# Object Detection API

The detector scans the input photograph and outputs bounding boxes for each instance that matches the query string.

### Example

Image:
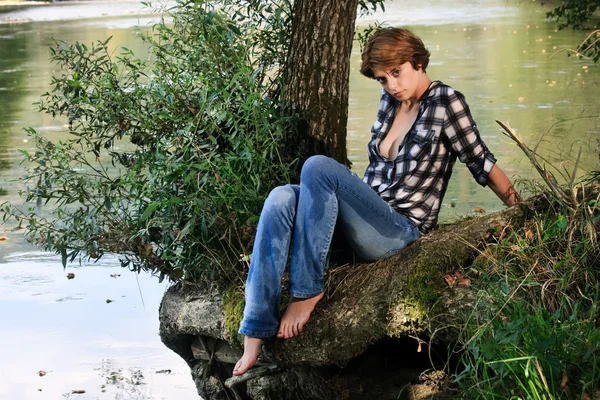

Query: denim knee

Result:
[301,155,338,183]
[263,185,298,217]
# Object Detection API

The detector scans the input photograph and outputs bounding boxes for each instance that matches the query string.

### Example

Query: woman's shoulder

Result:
[427,81,467,107]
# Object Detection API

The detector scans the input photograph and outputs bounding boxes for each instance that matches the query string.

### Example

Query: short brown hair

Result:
[360,28,430,78]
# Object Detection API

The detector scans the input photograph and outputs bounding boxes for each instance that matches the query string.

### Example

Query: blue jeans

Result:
[238,155,421,338]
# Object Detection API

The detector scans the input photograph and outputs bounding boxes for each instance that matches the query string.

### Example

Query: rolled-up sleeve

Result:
[443,90,496,186]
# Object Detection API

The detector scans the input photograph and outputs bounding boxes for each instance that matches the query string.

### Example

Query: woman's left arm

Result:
[487,164,521,207]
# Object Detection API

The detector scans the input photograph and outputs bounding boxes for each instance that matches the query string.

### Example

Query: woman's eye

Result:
[392,69,400,76]
[377,78,386,84]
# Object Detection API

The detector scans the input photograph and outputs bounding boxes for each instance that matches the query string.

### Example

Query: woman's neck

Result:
[406,73,432,106]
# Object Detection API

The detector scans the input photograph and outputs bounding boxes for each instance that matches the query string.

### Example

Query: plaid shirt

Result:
[363,81,497,234]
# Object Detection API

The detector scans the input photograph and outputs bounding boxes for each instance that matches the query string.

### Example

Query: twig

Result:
[496,120,576,210]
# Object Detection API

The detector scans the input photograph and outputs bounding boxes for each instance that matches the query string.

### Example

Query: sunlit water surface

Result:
[0,251,198,400]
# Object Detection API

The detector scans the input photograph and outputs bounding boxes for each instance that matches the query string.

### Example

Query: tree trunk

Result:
[283,0,358,165]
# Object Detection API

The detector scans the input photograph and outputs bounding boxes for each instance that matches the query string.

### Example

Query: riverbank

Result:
[0,0,46,7]
[0,0,132,6]
[0,0,157,24]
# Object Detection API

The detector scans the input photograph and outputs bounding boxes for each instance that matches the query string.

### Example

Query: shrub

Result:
[2,0,301,283]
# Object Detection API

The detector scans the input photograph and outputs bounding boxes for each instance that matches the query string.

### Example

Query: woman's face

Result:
[372,61,423,102]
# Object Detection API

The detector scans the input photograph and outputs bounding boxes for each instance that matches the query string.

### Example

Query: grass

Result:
[446,121,600,399]
[449,204,600,398]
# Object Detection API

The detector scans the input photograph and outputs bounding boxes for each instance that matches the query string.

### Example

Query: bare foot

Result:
[233,336,262,376]
[277,292,324,339]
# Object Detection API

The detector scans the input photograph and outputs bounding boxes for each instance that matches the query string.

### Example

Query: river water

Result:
[0,0,598,399]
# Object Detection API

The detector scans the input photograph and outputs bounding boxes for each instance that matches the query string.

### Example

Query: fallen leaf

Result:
[525,229,535,241]
[445,271,472,289]
[66,273,75,280]
[110,274,120,278]
[458,278,471,287]
[106,299,113,304]
[561,371,569,388]
[492,224,508,239]
[71,390,86,394]
[581,394,591,400]
[472,206,487,214]
[38,370,46,377]
[518,97,525,102]
[444,274,457,288]
[0,236,7,241]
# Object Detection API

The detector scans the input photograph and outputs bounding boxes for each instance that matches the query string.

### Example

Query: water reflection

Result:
[0,251,199,399]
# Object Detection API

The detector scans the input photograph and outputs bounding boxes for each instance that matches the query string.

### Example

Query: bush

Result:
[547,0,600,62]
[2,0,301,283]
[547,0,600,31]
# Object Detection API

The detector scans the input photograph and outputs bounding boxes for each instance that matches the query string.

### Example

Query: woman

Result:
[233,27,520,376]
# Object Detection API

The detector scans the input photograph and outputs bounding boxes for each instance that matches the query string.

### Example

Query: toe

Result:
[292,322,299,337]
[280,322,288,338]
[233,359,243,376]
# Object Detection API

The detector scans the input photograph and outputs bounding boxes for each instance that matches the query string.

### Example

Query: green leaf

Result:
[104,196,112,211]
[61,248,67,268]
[140,202,160,222]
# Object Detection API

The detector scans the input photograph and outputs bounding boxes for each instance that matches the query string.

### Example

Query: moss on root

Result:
[387,225,489,336]
[223,285,245,348]
[386,299,426,337]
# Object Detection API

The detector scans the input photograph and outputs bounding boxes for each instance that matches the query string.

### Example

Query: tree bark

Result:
[283,0,358,165]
